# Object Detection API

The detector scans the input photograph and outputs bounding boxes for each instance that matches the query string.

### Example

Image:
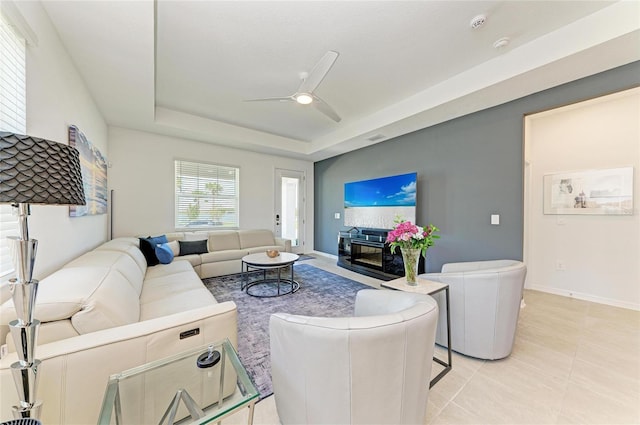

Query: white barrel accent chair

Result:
[421,259,527,360]
[269,289,439,425]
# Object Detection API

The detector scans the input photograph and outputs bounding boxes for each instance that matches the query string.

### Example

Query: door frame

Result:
[274,168,306,254]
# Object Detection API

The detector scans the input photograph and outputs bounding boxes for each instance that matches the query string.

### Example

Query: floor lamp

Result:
[0,132,85,420]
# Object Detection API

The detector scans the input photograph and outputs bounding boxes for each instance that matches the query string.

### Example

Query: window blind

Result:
[0,14,26,280]
[175,160,240,229]
[0,14,26,133]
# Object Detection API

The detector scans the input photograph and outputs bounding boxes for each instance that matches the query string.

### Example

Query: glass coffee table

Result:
[98,339,258,425]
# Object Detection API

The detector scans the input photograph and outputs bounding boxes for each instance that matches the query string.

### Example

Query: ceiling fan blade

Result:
[312,95,341,122]
[298,50,339,94]
[244,96,294,102]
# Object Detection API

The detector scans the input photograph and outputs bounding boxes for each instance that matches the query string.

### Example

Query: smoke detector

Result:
[470,14,487,29]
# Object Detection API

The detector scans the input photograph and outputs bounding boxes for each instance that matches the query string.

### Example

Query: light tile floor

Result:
[225,255,640,424]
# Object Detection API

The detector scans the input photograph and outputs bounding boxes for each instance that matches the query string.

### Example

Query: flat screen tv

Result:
[344,172,417,230]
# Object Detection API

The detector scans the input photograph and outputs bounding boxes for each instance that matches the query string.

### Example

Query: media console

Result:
[337,229,424,281]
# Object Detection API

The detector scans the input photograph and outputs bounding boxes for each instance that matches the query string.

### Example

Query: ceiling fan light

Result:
[295,93,313,105]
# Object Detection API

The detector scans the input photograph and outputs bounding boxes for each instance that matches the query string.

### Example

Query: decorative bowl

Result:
[266,249,280,258]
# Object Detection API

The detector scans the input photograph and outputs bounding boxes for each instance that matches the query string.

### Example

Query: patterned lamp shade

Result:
[0,132,86,205]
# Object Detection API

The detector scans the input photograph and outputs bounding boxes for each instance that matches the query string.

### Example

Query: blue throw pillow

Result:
[147,234,168,246]
[155,243,174,264]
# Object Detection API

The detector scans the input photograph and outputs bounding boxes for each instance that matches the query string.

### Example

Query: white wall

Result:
[108,127,315,250]
[13,1,108,279]
[525,87,640,310]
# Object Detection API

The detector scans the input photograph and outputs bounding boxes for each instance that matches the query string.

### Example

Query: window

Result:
[0,14,26,280]
[0,14,26,133]
[175,160,239,229]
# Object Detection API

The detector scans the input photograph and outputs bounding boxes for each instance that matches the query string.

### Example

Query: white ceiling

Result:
[41,1,640,161]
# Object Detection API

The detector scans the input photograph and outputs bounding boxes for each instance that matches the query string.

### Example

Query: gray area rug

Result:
[203,263,373,399]
[295,253,315,261]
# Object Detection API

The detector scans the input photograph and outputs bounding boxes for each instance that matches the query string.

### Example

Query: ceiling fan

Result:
[245,50,341,122]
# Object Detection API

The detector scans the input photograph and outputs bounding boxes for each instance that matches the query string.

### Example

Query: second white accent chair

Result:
[421,259,527,360]
[269,289,439,425]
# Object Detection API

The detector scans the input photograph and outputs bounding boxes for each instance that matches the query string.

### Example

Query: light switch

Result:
[491,214,500,225]
[334,212,341,219]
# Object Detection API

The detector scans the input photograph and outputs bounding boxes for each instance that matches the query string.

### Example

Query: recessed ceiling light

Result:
[470,14,487,29]
[367,134,386,142]
[493,37,510,49]
[295,93,313,105]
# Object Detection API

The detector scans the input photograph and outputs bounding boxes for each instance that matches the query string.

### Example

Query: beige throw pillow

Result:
[167,240,180,256]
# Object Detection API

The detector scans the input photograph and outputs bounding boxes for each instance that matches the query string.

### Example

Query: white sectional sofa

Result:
[0,236,241,424]
[163,229,291,278]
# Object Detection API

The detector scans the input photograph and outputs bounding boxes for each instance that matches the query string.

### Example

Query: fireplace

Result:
[351,240,384,270]
[337,230,423,280]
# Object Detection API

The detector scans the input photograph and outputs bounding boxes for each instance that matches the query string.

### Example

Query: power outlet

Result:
[556,261,566,271]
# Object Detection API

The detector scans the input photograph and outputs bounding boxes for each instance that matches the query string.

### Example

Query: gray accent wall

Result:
[314,61,640,273]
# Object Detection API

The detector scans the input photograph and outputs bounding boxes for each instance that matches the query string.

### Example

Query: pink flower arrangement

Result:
[386,219,440,256]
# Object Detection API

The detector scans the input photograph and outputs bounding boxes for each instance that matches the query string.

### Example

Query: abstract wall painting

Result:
[543,167,633,215]
[69,125,108,216]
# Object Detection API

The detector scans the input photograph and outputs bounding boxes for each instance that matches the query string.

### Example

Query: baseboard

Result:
[526,284,639,311]
[310,250,338,260]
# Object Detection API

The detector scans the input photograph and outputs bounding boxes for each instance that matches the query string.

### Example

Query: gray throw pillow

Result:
[178,240,208,256]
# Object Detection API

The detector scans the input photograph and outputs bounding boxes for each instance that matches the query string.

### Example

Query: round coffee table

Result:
[241,252,300,297]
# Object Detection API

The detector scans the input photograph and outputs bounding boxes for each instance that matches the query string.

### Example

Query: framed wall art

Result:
[543,167,633,215]
[69,125,108,216]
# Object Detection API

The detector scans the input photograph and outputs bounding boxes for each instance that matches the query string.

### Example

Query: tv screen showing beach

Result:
[344,172,417,229]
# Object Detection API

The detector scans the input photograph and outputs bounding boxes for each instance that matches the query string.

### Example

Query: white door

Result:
[275,169,304,254]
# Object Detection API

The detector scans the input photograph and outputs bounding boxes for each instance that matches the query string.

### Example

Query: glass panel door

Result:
[275,169,304,253]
